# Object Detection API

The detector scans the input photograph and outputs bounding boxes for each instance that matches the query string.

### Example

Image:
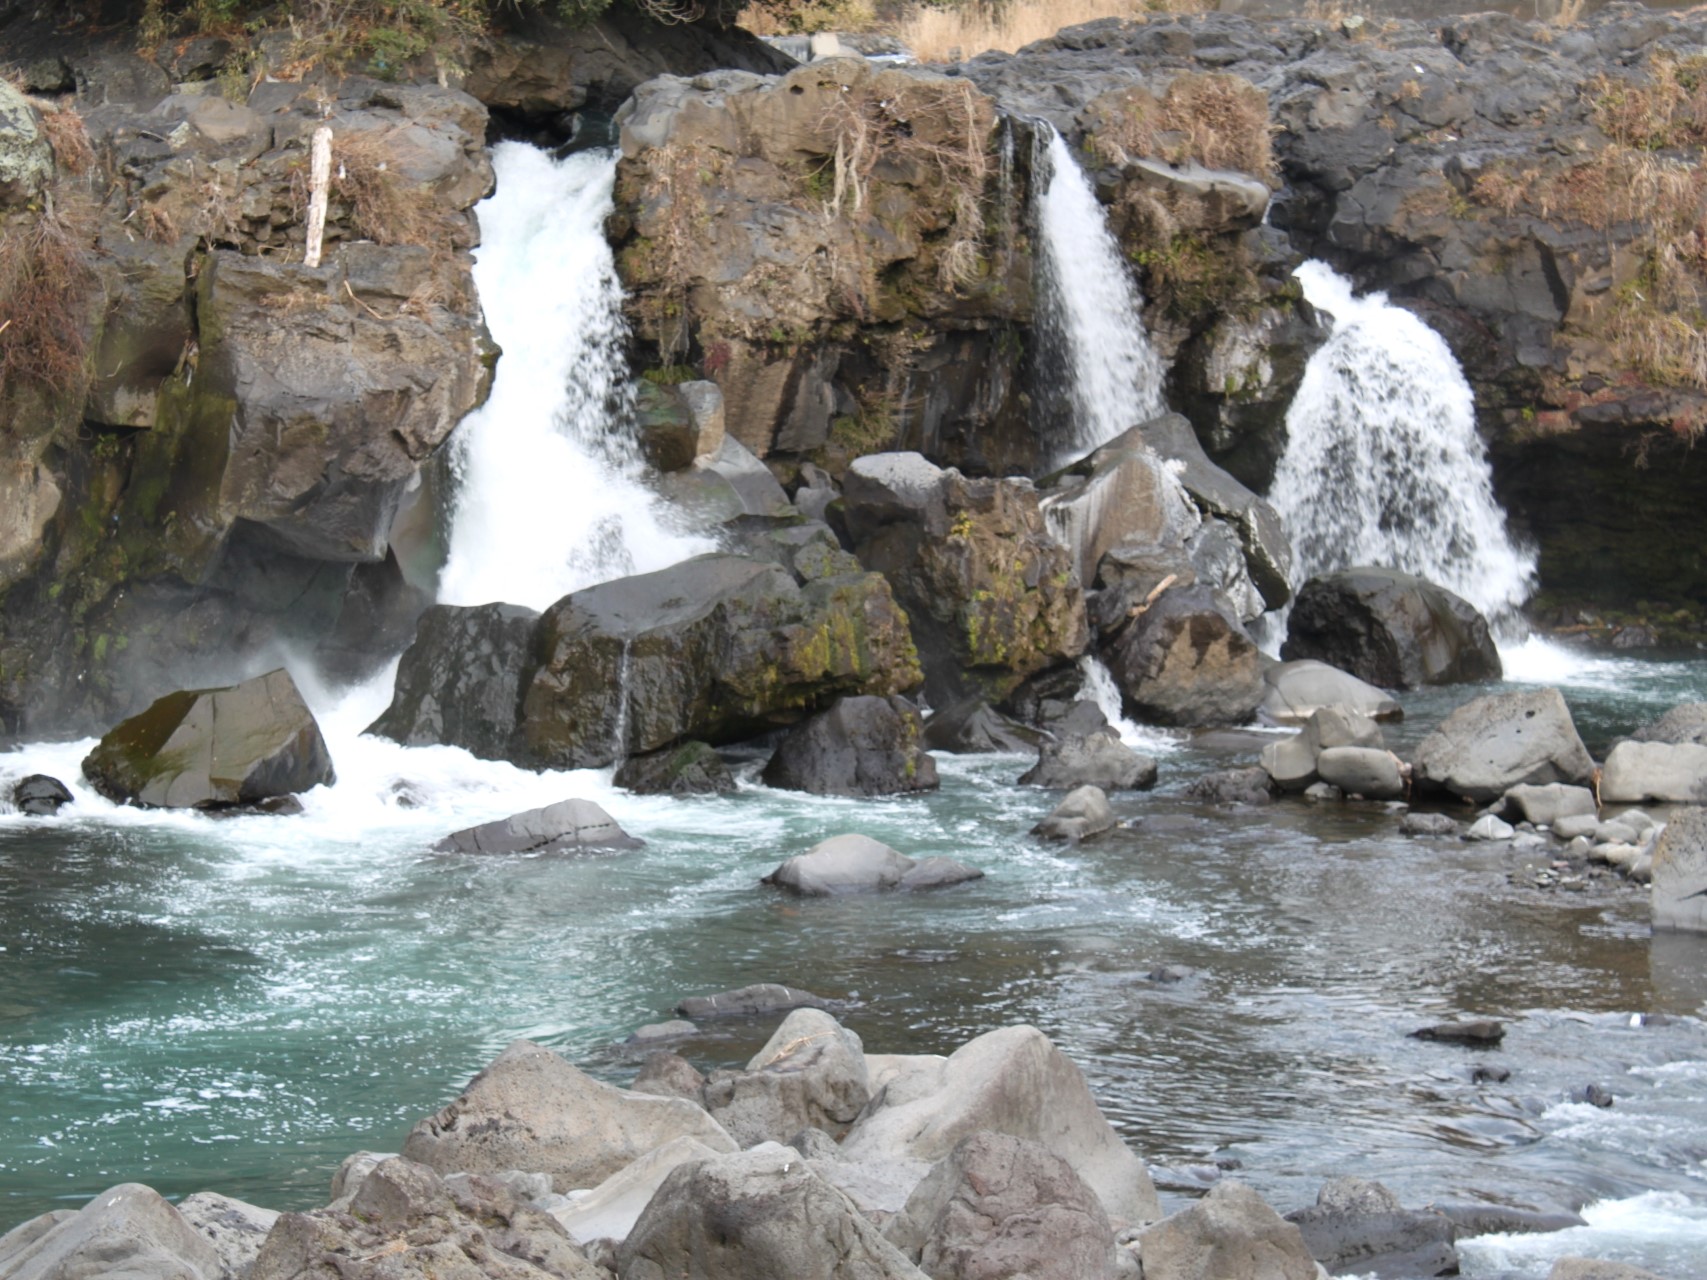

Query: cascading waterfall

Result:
[1268,260,1536,628]
[436,142,711,613]
[1032,125,1166,459]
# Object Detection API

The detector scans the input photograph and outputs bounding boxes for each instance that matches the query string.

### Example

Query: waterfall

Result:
[436,143,712,613]
[1032,126,1166,459]
[1268,261,1535,626]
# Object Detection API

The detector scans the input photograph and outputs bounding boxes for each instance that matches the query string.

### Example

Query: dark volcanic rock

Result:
[1411,1019,1505,1046]
[1018,700,1158,791]
[1286,1177,1458,1279]
[761,695,939,796]
[1106,583,1267,726]
[11,773,72,816]
[614,740,736,796]
[367,603,539,760]
[433,798,642,855]
[520,553,920,769]
[1185,766,1276,806]
[1283,568,1501,690]
[81,669,334,809]
[923,698,1044,754]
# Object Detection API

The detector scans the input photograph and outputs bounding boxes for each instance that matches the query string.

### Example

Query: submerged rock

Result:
[10,773,72,816]
[1283,568,1501,690]
[81,669,334,809]
[614,740,736,796]
[761,695,939,796]
[1412,688,1595,803]
[763,833,983,895]
[433,798,643,855]
[1411,1019,1505,1046]
[923,698,1044,754]
[1185,766,1276,806]
[1285,1177,1457,1279]
[674,983,833,1020]
[401,1039,736,1192]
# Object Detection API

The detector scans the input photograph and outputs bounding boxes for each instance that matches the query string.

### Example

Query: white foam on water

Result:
[436,143,712,612]
[1034,126,1166,458]
[1270,261,1536,630]
[1458,1190,1707,1278]
[1079,655,1186,756]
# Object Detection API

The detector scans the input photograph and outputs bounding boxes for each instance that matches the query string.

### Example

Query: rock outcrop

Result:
[81,668,333,809]
[1282,568,1501,689]
[367,604,539,760]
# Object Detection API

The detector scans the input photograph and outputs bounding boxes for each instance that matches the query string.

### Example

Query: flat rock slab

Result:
[764,832,983,895]
[434,798,642,855]
[675,983,833,1020]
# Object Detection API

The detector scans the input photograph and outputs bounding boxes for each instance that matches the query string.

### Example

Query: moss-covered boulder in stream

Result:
[519,553,921,770]
[81,668,334,809]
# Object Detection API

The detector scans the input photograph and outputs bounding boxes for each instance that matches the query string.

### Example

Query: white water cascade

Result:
[436,143,712,612]
[1268,260,1536,626]
[1033,127,1166,459]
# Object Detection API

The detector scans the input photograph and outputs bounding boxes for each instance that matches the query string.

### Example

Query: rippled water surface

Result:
[3,649,1706,1278]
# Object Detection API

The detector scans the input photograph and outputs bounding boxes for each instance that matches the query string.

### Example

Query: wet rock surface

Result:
[1283,569,1501,690]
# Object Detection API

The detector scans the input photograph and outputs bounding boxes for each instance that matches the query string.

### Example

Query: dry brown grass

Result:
[1087,73,1275,181]
[896,0,1161,62]
[30,99,96,175]
[1589,53,1707,151]
[0,190,101,400]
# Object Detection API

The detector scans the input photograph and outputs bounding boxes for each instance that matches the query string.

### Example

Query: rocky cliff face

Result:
[958,4,1707,612]
[0,7,792,744]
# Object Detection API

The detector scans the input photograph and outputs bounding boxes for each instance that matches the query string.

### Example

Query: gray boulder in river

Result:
[1136,1180,1318,1280]
[1283,568,1501,690]
[1599,741,1707,805]
[81,668,334,810]
[1259,659,1402,725]
[1104,583,1268,727]
[761,694,939,797]
[1651,807,1707,934]
[1411,687,1595,803]
[434,798,643,855]
[763,833,983,896]
[1019,700,1158,791]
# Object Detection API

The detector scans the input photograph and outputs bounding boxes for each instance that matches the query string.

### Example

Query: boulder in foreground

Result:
[1032,784,1118,842]
[434,798,642,855]
[764,833,983,895]
[618,1144,928,1280]
[1136,1180,1318,1280]
[1411,687,1594,802]
[401,1039,735,1192]
[841,1024,1159,1229]
[885,1131,1118,1280]
[1600,740,1707,805]
[0,1183,221,1280]
[1282,567,1501,689]
[82,668,334,809]
[703,1007,871,1146]
[1651,807,1707,934]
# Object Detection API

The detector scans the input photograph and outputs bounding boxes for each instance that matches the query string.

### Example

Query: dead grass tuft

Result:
[1088,73,1275,183]
[329,129,445,247]
[30,99,96,175]
[0,188,101,400]
[1589,53,1707,151]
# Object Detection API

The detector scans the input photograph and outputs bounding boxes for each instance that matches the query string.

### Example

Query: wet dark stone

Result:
[1410,1020,1505,1046]
[11,773,72,816]
[674,983,833,1021]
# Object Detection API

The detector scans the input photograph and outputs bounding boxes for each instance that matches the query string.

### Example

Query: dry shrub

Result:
[0,190,101,400]
[818,78,993,289]
[1588,53,1707,151]
[1089,73,1274,183]
[30,99,96,175]
[323,129,444,247]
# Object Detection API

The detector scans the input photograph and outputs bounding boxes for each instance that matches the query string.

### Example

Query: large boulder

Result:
[1632,703,1707,747]
[433,799,643,855]
[400,1040,736,1192]
[1130,412,1294,611]
[923,698,1044,754]
[703,1008,871,1146]
[174,1192,280,1280]
[614,740,736,796]
[1019,700,1158,790]
[1282,568,1501,689]
[884,1131,1118,1280]
[1316,746,1406,800]
[1411,688,1595,803]
[761,695,939,796]
[81,668,334,809]
[1031,784,1118,842]
[1600,741,1707,805]
[617,1144,930,1280]
[0,1184,221,1280]
[251,1158,601,1280]
[840,1025,1160,1230]
[1651,807,1707,933]
[840,454,1088,707]
[1039,427,1204,587]
[1135,1181,1317,1280]
[1104,583,1266,727]
[366,603,539,760]
[763,833,984,896]
[1258,659,1402,725]
[675,983,834,1020]
[1503,783,1598,826]
[520,553,920,769]
[1284,1177,1458,1278]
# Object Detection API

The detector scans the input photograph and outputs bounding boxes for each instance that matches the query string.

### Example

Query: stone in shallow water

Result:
[1411,687,1594,803]
[434,798,643,855]
[81,668,334,809]
[1032,784,1118,842]
[1410,1019,1505,1046]
[674,983,833,1020]
[763,833,982,895]
[10,773,72,816]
